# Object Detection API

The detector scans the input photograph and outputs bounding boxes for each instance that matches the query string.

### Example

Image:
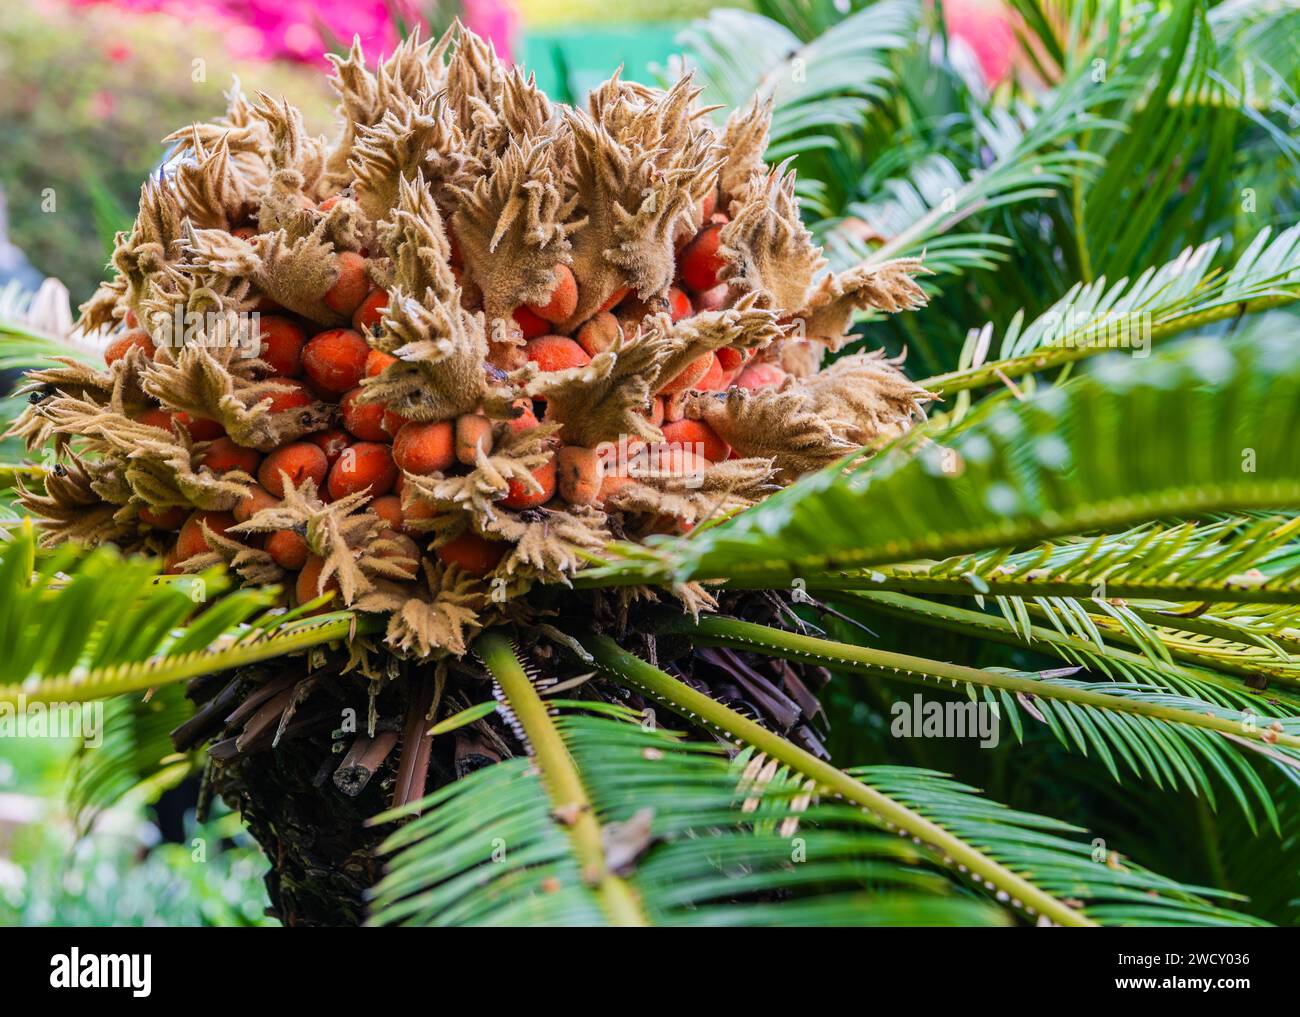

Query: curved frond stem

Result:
[788,574,1300,605]
[473,630,648,928]
[577,568,1300,603]
[1015,600,1300,687]
[667,615,1300,749]
[922,293,1293,395]
[0,610,376,706]
[923,225,1300,396]
[687,515,1300,608]
[578,632,1096,927]
[634,334,1300,587]
[587,486,1300,593]
[854,591,1300,699]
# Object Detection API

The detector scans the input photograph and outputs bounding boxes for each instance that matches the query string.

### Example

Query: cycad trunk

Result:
[211,722,388,927]
[183,663,451,926]
[182,594,828,926]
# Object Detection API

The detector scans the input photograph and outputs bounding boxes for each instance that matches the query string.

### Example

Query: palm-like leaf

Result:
[1075,1,1220,277]
[0,278,94,371]
[927,226,1300,395]
[676,0,918,159]
[371,718,1008,927]
[830,72,1122,278]
[840,516,1300,603]
[667,611,1300,824]
[370,636,1262,927]
[0,525,371,706]
[607,332,1300,587]
[66,684,194,831]
[855,590,1292,705]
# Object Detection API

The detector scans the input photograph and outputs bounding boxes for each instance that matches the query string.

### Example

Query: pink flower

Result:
[65,0,517,65]
[461,0,519,61]
[282,21,321,60]
[943,0,1019,86]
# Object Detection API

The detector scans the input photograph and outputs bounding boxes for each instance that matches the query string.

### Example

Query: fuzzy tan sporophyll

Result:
[9,25,931,660]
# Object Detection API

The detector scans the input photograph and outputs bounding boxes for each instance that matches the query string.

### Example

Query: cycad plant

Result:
[3,1,1300,927]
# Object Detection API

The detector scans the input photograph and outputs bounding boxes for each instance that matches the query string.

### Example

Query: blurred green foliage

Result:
[0,3,333,305]
[0,729,73,798]
[0,806,273,927]
[523,24,684,103]
[0,717,269,926]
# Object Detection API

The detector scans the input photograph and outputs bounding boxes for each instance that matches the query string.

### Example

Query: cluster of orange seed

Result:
[12,25,932,657]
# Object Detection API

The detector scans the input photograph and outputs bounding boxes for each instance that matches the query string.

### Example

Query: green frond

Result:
[577,632,1266,926]
[1208,0,1300,84]
[591,333,1300,588]
[66,684,195,832]
[702,515,1300,696]
[1,608,370,706]
[1129,604,1299,661]
[925,225,1300,395]
[369,753,609,926]
[850,765,1264,927]
[0,526,371,706]
[1014,596,1300,690]
[675,610,1300,828]
[677,609,1300,733]
[1205,602,1300,656]
[1009,3,1263,279]
[852,588,1300,705]
[369,705,1006,927]
[1206,771,1300,924]
[812,516,1300,604]
[472,630,647,926]
[678,0,918,158]
[1077,1,1220,277]
[0,277,94,372]
[824,153,1012,277]
[579,632,1092,924]
[370,701,1258,927]
[831,69,1122,277]
[0,278,98,462]
[749,0,876,43]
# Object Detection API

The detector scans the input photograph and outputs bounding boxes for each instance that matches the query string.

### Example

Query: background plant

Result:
[0,2,333,304]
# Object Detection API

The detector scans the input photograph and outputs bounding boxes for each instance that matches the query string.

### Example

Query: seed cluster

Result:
[11,25,933,658]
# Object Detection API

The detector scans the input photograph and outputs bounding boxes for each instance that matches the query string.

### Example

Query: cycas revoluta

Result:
[4,3,1300,928]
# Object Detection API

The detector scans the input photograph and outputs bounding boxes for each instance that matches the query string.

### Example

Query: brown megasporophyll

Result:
[11,24,931,656]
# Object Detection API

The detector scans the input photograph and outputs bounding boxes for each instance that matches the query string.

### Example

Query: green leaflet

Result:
[0,527,369,705]
[628,334,1300,587]
[372,701,1253,927]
